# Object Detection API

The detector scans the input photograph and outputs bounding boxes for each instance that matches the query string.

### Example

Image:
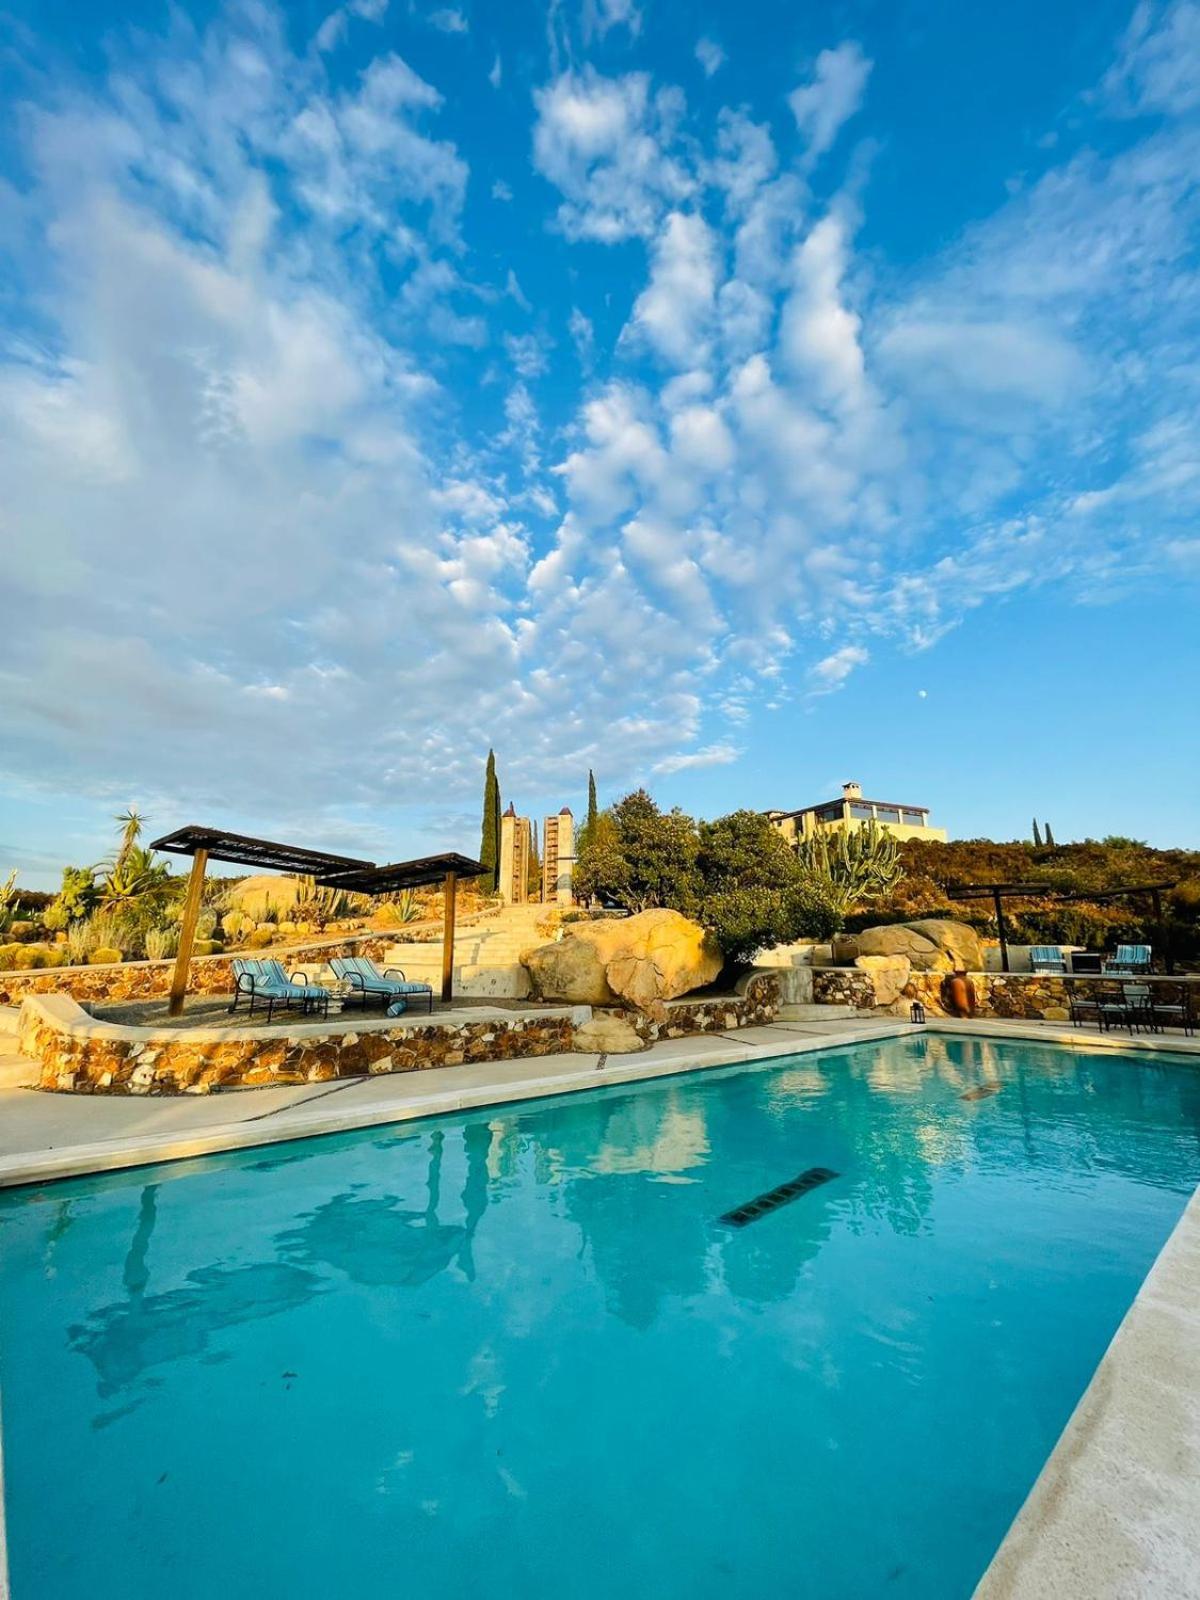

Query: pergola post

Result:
[168,848,209,1017]
[993,888,1011,973]
[441,871,457,1004]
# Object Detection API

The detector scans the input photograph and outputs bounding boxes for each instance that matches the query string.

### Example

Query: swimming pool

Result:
[2,1033,1197,1598]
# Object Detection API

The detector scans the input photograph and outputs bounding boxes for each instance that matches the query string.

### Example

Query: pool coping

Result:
[0,1019,913,1190]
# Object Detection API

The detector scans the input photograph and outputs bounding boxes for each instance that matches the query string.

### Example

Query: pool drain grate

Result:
[960,1084,1001,1101]
[719,1167,839,1228]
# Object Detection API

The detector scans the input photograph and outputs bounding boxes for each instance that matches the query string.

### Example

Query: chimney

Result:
[843,782,862,800]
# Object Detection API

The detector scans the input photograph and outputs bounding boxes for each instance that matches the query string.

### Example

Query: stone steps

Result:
[0,1005,20,1038]
[0,1051,35,1090]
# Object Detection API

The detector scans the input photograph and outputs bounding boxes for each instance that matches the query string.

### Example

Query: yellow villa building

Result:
[767,782,948,846]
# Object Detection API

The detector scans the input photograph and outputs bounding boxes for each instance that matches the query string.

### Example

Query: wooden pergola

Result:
[149,825,484,1015]
[946,880,1178,973]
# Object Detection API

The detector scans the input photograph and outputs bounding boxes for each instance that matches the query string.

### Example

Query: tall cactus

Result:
[794,819,903,915]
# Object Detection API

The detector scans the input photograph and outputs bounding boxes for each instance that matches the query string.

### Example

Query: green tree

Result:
[479,749,501,893]
[42,865,100,930]
[693,811,843,964]
[574,789,699,912]
[795,819,902,916]
[1032,818,1043,846]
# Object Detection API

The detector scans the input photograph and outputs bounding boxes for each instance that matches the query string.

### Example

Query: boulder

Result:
[572,1011,646,1054]
[854,953,911,1006]
[837,918,983,973]
[522,908,723,1021]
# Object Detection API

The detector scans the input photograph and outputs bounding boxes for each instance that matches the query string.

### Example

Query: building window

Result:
[875,807,901,824]
[849,802,874,821]
[902,810,925,827]
[813,804,842,822]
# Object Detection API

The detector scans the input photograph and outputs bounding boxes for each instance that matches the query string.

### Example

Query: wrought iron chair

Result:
[1065,979,1102,1029]
[1147,982,1197,1037]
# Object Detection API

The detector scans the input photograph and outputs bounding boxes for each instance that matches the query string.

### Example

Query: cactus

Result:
[88,947,123,965]
[794,819,903,915]
[144,926,179,962]
[0,869,18,936]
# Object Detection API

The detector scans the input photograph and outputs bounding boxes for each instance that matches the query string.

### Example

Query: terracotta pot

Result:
[943,971,977,1018]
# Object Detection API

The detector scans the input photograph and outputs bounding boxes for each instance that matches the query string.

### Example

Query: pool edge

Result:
[972,1181,1200,1599]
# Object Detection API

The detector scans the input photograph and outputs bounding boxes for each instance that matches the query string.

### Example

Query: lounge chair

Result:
[1104,943,1151,974]
[330,955,434,1013]
[1029,945,1067,974]
[229,958,331,1022]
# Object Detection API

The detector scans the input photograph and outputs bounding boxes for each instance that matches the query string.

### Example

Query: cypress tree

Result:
[1044,822,1056,848]
[1032,818,1042,846]
[480,749,501,893]
[528,819,541,899]
[587,770,598,836]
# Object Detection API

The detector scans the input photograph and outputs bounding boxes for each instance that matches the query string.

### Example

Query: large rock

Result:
[572,1011,646,1054]
[522,909,723,1020]
[837,918,984,973]
[854,954,911,1006]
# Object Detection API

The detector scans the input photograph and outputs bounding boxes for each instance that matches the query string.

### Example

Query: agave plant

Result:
[0,869,18,936]
[794,819,903,916]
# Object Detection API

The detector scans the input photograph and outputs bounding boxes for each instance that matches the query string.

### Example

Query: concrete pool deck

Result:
[1,1013,1197,1598]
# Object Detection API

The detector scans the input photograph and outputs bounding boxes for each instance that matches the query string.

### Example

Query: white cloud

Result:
[779,213,867,410]
[532,69,692,241]
[1104,0,1200,115]
[788,42,872,167]
[428,8,468,34]
[653,741,740,775]
[695,38,725,78]
[808,644,869,691]
[569,306,596,363]
[584,0,643,41]
[625,211,721,367]
[489,54,502,89]
[491,178,513,201]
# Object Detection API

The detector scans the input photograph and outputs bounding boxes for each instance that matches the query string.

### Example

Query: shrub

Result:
[193,939,224,956]
[701,877,844,966]
[0,942,25,970]
[246,928,276,949]
[89,948,123,965]
[144,926,178,962]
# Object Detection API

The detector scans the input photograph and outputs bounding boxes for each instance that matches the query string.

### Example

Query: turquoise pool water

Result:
[2,1034,1198,1598]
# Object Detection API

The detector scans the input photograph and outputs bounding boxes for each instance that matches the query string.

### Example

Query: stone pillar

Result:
[499,805,530,905]
[542,807,575,906]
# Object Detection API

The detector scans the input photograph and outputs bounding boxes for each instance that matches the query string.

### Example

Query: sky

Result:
[1,0,1199,887]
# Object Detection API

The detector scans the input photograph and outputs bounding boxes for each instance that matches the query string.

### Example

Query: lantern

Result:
[910,1001,927,1024]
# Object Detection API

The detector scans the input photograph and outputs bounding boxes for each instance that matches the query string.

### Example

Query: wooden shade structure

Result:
[947,880,1178,973]
[316,855,486,1003]
[149,826,484,1014]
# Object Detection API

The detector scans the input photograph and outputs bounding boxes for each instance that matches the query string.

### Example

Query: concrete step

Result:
[778,1003,856,1021]
[0,1052,35,1090]
[0,1005,20,1038]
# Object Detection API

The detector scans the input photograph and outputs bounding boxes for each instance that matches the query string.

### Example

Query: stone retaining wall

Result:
[0,932,395,1009]
[813,967,1199,1022]
[17,974,781,1096]
[631,973,781,1042]
[20,995,585,1095]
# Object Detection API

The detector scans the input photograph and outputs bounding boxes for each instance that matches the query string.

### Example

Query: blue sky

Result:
[2,0,1199,886]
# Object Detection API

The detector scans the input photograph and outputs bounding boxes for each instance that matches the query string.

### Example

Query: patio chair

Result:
[1029,945,1067,974]
[1065,979,1102,1030]
[1095,980,1135,1034]
[1104,943,1152,974]
[229,957,331,1023]
[1147,982,1197,1037]
[1119,980,1156,1034]
[330,955,434,1013]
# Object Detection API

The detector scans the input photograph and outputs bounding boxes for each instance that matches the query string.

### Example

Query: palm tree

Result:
[113,808,145,871]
